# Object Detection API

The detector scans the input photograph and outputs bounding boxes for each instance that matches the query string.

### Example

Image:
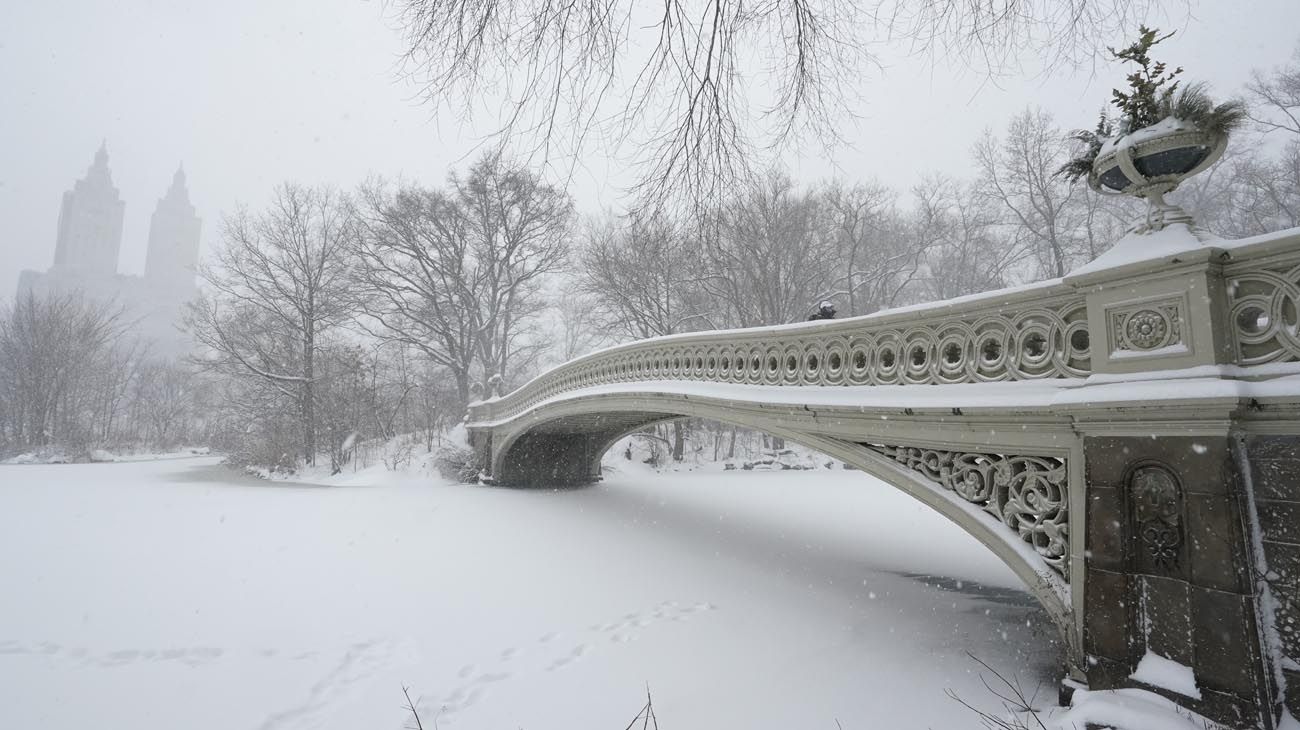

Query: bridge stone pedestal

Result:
[1081,433,1295,728]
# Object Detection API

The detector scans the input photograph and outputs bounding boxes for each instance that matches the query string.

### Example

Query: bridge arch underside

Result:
[476,392,1081,670]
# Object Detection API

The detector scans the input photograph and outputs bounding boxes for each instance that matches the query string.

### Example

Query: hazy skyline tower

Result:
[145,165,201,297]
[17,146,202,356]
[52,141,125,275]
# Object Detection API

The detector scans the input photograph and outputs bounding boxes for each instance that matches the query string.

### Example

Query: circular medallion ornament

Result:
[1126,309,1169,349]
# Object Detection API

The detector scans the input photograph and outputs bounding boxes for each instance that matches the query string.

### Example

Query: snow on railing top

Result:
[469,278,1090,424]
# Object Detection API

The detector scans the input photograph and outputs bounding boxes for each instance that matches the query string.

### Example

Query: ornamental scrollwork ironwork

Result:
[860,444,1069,581]
[1129,465,1183,572]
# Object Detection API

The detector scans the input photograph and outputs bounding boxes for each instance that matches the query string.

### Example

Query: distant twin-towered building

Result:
[17,142,201,357]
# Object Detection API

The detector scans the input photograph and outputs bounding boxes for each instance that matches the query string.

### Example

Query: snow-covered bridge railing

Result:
[466,224,1300,730]
[468,279,1091,426]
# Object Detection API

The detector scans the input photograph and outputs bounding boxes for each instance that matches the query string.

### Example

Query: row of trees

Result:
[577,153,1124,345]
[0,293,203,454]
[188,155,572,471]
[576,49,1300,345]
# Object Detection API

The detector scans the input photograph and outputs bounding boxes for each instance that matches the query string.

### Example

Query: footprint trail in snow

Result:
[427,600,718,724]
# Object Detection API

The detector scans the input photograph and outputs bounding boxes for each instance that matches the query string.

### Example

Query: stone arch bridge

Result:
[467,226,1300,729]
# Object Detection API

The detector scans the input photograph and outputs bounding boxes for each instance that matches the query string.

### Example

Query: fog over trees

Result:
[0,292,204,454]
[4,20,1300,473]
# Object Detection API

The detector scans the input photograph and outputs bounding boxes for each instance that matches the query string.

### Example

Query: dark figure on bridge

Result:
[807,300,837,321]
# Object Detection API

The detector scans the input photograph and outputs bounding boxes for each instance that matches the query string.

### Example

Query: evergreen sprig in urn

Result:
[1059,27,1247,233]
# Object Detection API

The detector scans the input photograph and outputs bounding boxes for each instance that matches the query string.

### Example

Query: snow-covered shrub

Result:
[434,439,481,483]
[740,448,827,471]
[222,410,302,476]
[2,447,72,465]
[232,446,298,477]
[382,433,419,471]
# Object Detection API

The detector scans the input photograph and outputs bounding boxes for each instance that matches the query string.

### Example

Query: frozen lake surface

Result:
[0,456,1061,729]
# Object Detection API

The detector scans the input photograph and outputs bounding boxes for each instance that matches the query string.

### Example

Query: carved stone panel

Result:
[861,443,1069,581]
[1130,464,1185,574]
[1107,297,1186,357]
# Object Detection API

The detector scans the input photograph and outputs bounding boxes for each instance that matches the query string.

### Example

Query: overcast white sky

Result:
[2,0,1298,300]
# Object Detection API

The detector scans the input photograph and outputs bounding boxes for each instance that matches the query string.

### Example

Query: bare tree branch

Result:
[392,0,1166,211]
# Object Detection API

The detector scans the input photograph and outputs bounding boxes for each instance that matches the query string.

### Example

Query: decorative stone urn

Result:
[1088,118,1228,233]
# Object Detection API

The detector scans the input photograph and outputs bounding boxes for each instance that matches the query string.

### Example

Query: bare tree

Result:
[0,291,128,453]
[351,180,480,406]
[822,180,927,315]
[352,155,572,406]
[699,170,836,326]
[1172,142,1300,238]
[189,184,357,466]
[130,359,200,447]
[314,343,378,473]
[392,0,1162,209]
[0,291,214,457]
[454,154,573,391]
[974,108,1128,278]
[913,176,1025,301]
[1212,144,1300,235]
[84,338,148,444]
[577,211,716,462]
[578,213,712,339]
[1247,43,1300,136]
[549,289,609,365]
[1228,44,1300,234]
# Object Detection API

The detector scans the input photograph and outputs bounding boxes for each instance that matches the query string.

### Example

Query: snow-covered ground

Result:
[2,455,1068,729]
